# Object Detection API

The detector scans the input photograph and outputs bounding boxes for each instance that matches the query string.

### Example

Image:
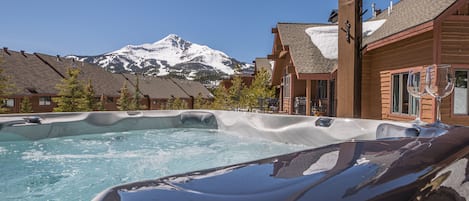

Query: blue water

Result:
[0,128,307,201]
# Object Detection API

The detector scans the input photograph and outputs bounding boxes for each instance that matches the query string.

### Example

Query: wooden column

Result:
[326,80,331,116]
[306,80,312,116]
[337,0,362,118]
[289,74,294,115]
[279,86,283,112]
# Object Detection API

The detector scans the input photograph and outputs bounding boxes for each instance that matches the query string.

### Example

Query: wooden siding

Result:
[363,31,434,120]
[293,78,306,97]
[441,20,469,63]
[440,18,469,125]
[361,55,372,118]
[283,98,291,114]
[379,71,391,120]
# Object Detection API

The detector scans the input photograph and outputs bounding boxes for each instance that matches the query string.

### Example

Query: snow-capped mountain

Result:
[68,34,253,80]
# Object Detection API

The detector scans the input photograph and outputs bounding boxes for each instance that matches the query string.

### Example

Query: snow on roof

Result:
[363,20,387,37]
[305,19,386,60]
[269,60,275,70]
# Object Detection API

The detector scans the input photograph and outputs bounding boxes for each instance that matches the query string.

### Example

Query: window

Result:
[39,96,51,106]
[391,72,418,115]
[106,97,114,103]
[3,99,14,107]
[283,74,291,98]
[454,70,468,115]
[317,80,327,99]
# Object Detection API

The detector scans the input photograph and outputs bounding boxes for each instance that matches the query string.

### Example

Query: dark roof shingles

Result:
[170,78,213,98]
[121,74,190,99]
[254,57,273,75]
[35,53,122,97]
[364,0,457,45]
[277,23,338,74]
[1,50,63,95]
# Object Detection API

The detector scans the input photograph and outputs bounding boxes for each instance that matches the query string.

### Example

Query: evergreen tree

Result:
[194,93,206,109]
[173,97,183,110]
[53,68,84,112]
[240,86,256,111]
[0,68,13,113]
[79,79,97,111]
[20,97,33,113]
[243,68,275,111]
[97,94,105,111]
[228,75,245,110]
[117,81,132,111]
[210,85,230,110]
[130,75,142,110]
[166,96,175,110]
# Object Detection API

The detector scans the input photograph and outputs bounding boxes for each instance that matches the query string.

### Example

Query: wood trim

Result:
[435,0,469,24]
[446,15,469,21]
[433,23,442,64]
[289,74,294,115]
[297,73,331,80]
[384,66,429,121]
[387,66,425,74]
[279,50,289,58]
[387,113,417,121]
[366,21,434,51]
[306,80,312,116]
[450,64,469,118]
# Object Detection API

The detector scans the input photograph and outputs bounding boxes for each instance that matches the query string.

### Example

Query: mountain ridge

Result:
[68,34,253,81]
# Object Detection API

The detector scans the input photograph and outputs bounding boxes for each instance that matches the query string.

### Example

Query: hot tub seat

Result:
[93,126,469,201]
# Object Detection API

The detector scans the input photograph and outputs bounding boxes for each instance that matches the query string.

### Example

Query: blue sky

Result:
[0,0,395,63]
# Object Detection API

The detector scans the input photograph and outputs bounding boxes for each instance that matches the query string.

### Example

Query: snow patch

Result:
[269,61,275,70]
[305,26,338,59]
[363,19,386,37]
[107,34,236,75]
[158,68,170,76]
[305,19,386,60]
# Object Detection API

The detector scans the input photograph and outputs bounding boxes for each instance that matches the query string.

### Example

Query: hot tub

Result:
[0,110,466,201]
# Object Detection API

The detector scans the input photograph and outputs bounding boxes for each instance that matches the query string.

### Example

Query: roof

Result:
[121,74,190,99]
[254,58,272,76]
[1,48,212,101]
[276,23,338,74]
[170,78,213,98]
[34,53,122,97]
[110,73,137,94]
[363,0,457,45]
[0,49,63,95]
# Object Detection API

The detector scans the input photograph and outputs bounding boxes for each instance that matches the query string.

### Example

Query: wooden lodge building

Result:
[269,0,469,126]
[0,48,213,113]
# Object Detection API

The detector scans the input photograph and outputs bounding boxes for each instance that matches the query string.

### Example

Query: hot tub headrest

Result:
[179,111,218,129]
[376,123,450,139]
[376,123,419,139]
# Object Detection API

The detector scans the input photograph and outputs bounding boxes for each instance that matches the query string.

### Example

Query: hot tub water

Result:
[0,128,306,201]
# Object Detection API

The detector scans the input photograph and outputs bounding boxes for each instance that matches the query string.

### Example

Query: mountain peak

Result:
[69,34,254,79]
[163,34,181,41]
[155,34,191,50]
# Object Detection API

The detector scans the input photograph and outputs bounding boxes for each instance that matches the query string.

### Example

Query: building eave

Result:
[366,21,434,52]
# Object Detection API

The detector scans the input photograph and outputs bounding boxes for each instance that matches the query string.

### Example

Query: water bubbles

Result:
[0,146,7,155]
[1,128,306,201]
